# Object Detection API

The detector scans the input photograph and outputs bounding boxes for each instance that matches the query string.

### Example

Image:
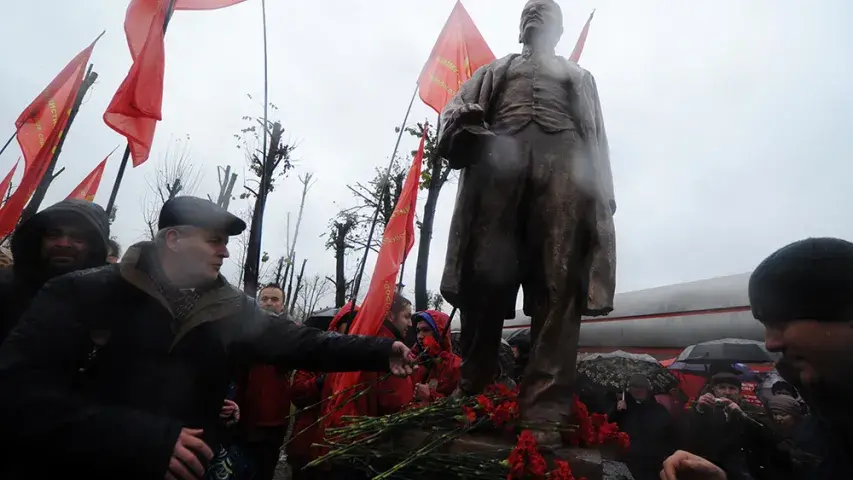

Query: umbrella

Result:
[304,307,340,330]
[668,361,759,382]
[576,350,678,394]
[675,338,776,365]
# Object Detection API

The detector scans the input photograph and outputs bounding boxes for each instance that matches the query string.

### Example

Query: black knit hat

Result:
[749,237,853,324]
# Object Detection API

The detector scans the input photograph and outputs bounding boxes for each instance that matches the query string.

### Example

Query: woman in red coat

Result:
[411,310,461,403]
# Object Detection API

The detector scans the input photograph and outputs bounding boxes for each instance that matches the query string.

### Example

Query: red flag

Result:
[569,10,595,63]
[105,0,250,167]
[418,1,495,114]
[16,33,103,174]
[324,127,428,425]
[0,36,101,237]
[0,160,18,204]
[175,0,248,10]
[103,0,168,168]
[66,148,115,201]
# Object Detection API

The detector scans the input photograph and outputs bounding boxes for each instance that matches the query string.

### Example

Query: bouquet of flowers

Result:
[307,383,629,479]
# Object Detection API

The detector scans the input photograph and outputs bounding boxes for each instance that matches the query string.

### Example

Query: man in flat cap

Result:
[0,196,417,480]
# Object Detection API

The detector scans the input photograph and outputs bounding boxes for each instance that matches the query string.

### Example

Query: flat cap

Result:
[749,237,853,323]
[158,196,246,236]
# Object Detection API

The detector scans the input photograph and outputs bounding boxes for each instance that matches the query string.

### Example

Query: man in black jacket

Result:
[609,374,675,480]
[0,196,415,480]
[0,199,110,343]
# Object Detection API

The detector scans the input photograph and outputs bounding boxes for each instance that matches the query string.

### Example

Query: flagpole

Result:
[106,0,178,216]
[349,84,419,305]
[0,131,16,159]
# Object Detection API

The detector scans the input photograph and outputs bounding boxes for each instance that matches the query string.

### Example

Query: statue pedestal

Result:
[395,429,634,480]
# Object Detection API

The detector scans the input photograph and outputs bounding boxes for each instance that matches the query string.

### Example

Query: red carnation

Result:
[421,335,441,356]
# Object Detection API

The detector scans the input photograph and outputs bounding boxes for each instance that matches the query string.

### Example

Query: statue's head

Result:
[519,0,563,49]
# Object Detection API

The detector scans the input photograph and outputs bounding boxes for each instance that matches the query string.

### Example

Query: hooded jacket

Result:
[0,200,109,341]
[412,310,461,401]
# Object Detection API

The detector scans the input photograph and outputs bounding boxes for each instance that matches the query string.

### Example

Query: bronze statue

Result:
[438,0,616,444]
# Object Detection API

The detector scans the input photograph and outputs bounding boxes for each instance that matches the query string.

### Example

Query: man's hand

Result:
[389,341,417,377]
[660,450,726,480]
[718,398,745,418]
[616,399,627,411]
[696,393,716,412]
[414,383,432,402]
[219,399,238,419]
[165,428,213,480]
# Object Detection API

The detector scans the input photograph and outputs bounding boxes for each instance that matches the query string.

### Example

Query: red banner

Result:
[0,36,101,237]
[175,0,248,10]
[0,160,18,205]
[16,33,102,174]
[66,148,114,201]
[417,1,495,114]
[569,10,595,63]
[103,0,168,168]
[325,127,428,424]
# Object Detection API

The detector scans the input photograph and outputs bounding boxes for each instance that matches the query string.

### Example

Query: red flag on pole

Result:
[569,10,595,63]
[66,148,115,201]
[104,0,247,168]
[16,33,103,174]
[324,127,428,425]
[0,36,101,237]
[418,1,495,114]
[0,159,18,204]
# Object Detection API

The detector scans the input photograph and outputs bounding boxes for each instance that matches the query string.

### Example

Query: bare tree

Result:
[296,274,333,322]
[425,289,446,312]
[344,158,407,253]
[324,211,357,307]
[140,135,201,240]
[235,100,295,295]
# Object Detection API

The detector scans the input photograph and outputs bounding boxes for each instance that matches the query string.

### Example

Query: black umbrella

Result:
[675,338,776,365]
[577,351,679,394]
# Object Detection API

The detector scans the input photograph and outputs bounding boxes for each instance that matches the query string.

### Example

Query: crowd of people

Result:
[0,194,851,480]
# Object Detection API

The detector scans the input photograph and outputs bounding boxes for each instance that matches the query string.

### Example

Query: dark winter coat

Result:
[0,199,109,342]
[679,403,754,480]
[0,242,396,479]
[608,396,675,480]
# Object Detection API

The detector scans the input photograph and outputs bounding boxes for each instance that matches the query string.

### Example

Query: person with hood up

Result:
[0,196,416,480]
[411,310,461,403]
[608,374,675,480]
[287,303,359,480]
[0,199,109,342]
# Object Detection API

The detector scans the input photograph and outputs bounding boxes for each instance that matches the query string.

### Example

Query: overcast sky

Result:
[1,0,851,311]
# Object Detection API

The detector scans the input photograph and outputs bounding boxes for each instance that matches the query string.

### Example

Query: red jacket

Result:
[412,310,461,402]
[287,370,322,462]
[239,364,292,428]
[289,304,360,462]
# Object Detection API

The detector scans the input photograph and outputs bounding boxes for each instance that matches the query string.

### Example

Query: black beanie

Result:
[749,237,853,324]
